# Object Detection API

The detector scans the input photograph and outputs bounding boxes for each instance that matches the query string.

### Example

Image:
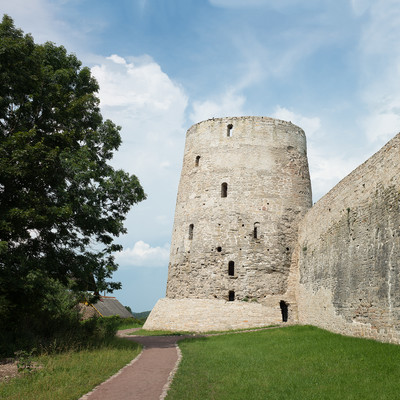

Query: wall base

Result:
[143,297,289,332]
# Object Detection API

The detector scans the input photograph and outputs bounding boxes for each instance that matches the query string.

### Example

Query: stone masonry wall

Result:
[143,298,285,332]
[166,117,312,304]
[296,133,400,343]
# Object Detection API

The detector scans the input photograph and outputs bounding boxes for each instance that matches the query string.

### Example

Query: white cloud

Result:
[0,0,86,50]
[107,54,126,65]
[1,0,56,38]
[308,148,365,202]
[268,106,363,201]
[359,1,400,57]
[90,54,188,246]
[190,89,246,123]
[354,1,400,145]
[90,53,188,180]
[362,111,400,144]
[92,54,187,115]
[115,241,170,268]
[272,106,321,138]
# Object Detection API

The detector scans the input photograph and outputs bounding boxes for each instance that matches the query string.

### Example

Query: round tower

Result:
[166,116,312,303]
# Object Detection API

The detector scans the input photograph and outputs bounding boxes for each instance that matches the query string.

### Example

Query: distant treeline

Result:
[132,311,151,320]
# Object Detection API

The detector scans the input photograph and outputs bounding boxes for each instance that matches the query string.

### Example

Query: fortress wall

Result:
[143,297,284,332]
[296,133,400,343]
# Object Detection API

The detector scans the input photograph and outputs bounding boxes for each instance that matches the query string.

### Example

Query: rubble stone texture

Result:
[145,117,400,344]
[296,132,400,343]
[166,116,312,302]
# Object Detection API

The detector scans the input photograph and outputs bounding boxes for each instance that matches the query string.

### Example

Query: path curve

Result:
[79,325,283,400]
[79,329,190,400]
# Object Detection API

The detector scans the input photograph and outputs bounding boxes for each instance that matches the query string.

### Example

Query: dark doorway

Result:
[229,291,235,301]
[280,300,288,322]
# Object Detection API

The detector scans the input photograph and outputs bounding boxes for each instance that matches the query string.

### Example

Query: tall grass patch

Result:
[0,315,142,399]
[0,337,141,400]
[116,317,144,330]
[167,325,400,400]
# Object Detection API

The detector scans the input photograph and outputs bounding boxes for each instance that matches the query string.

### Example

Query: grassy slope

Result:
[0,338,141,400]
[166,325,400,400]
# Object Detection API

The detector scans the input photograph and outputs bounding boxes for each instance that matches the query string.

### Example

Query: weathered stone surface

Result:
[143,298,284,332]
[296,132,400,343]
[166,116,312,302]
[145,116,400,344]
[145,116,311,331]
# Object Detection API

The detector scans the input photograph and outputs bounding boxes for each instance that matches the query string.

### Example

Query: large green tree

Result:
[0,15,146,339]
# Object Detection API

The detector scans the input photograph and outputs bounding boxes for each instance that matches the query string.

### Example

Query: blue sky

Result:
[2,0,400,312]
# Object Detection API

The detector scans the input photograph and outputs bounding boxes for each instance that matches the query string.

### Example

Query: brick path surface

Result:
[79,325,281,400]
[79,329,186,400]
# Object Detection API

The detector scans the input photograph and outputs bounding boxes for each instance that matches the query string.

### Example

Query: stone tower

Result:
[168,116,312,301]
[145,116,312,331]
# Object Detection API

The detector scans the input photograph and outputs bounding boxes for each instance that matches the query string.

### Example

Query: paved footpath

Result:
[79,329,189,400]
[79,325,281,400]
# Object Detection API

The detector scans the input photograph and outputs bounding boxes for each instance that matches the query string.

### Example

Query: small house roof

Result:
[91,296,133,318]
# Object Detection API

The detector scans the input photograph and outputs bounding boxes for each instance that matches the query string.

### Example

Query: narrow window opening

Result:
[195,155,200,166]
[221,182,228,198]
[280,300,288,322]
[253,222,260,239]
[188,224,194,240]
[227,124,233,137]
[228,261,234,276]
[229,291,235,301]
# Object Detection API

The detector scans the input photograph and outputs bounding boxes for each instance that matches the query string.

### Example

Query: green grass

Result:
[0,337,141,400]
[166,325,400,400]
[116,317,144,330]
[204,325,278,335]
[131,325,278,337]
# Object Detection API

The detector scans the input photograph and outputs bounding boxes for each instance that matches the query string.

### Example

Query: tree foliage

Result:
[0,15,146,349]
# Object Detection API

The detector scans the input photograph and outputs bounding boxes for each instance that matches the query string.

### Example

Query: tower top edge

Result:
[188,116,303,131]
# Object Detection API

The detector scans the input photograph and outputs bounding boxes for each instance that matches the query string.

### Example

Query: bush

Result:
[0,273,83,356]
[80,316,120,343]
[0,275,125,356]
